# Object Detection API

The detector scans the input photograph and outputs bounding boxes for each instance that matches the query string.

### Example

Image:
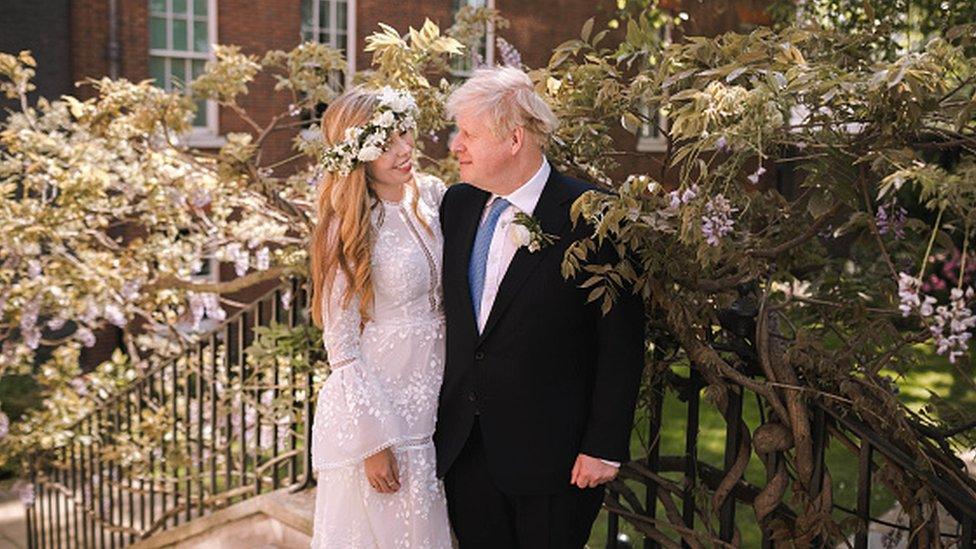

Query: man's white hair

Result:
[446,66,559,141]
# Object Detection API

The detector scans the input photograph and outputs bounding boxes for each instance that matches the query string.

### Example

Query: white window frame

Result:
[450,0,495,78]
[301,0,357,88]
[637,104,668,152]
[637,23,671,153]
[149,0,223,148]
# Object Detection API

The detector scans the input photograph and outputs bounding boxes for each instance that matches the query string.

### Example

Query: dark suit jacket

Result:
[433,165,646,495]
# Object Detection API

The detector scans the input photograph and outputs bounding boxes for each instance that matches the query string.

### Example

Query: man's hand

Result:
[364,447,400,493]
[570,453,618,489]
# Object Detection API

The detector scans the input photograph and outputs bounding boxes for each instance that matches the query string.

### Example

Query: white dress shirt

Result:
[474,157,620,469]
[475,157,550,332]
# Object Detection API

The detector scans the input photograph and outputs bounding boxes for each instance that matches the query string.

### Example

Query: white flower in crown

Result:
[378,86,417,113]
[357,144,384,162]
[320,86,420,176]
[508,212,558,253]
[375,110,396,128]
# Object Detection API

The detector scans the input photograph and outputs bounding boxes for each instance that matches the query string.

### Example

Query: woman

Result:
[308,86,451,548]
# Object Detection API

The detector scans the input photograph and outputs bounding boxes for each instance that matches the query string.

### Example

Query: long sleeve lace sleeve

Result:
[310,268,408,470]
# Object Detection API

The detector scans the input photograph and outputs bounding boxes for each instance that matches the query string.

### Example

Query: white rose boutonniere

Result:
[508,212,558,253]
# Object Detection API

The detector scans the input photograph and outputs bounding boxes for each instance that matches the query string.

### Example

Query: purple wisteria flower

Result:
[46,316,66,330]
[70,376,88,396]
[876,200,907,239]
[256,247,271,271]
[897,272,936,317]
[103,303,127,328]
[202,293,226,321]
[188,188,212,210]
[27,260,42,279]
[747,165,766,185]
[666,184,698,210]
[75,326,96,348]
[496,37,522,68]
[930,287,976,363]
[898,272,974,362]
[0,411,9,440]
[222,243,250,277]
[714,136,730,153]
[13,480,34,507]
[701,194,738,246]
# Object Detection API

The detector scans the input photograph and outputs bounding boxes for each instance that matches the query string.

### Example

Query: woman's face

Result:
[366,130,415,191]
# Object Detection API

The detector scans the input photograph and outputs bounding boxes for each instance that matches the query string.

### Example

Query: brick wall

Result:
[216,0,302,169]
[356,0,454,71]
[0,0,72,121]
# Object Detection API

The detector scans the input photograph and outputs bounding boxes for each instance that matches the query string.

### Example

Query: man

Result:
[434,66,646,548]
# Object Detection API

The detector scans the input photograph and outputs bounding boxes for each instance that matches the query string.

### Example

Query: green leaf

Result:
[581,18,594,43]
[807,187,832,218]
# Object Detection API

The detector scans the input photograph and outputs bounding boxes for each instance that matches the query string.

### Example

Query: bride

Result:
[307,86,452,547]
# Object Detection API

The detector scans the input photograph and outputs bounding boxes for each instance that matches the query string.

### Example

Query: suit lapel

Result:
[478,169,574,343]
[449,187,490,340]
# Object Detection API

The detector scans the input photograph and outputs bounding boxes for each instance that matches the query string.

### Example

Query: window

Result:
[301,0,356,87]
[637,104,668,152]
[637,22,671,153]
[149,0,220,146]
[450,0,495,77]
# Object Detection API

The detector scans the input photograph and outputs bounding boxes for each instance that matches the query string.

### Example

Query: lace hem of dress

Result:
[328,356,357,369]
[313,431,435,471]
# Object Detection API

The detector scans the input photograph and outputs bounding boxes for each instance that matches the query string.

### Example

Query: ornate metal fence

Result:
[604,370,976,548]
[23,278,976,548]
[24,279,318,548]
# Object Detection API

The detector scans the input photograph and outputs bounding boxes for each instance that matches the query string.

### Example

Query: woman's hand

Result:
[364,447,400,493]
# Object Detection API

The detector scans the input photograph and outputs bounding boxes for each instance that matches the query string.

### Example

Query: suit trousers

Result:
[443,418,605,549]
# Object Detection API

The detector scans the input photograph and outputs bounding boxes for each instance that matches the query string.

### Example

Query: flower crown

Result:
[320,87,419,176]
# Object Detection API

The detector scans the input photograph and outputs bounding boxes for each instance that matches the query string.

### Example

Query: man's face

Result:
[449,108,512,194]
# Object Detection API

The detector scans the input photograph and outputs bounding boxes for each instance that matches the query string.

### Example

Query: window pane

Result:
[301,0,312,28]
[170,58,187,90]
[149,57,166,88]
[337,32,347,54]
[173,0,187,14]
[320,32,332,47]
[150,17,167,49]
[193,21,208,52]
[193,99,207,127]
[172,18,188,50]
[192,0,207,16]
[319,0,329,29]
[191,59,205,79]
[150,0,166,14]
[337,1,346,31]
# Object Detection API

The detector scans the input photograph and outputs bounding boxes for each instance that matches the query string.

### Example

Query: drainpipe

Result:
[107,0,121,78]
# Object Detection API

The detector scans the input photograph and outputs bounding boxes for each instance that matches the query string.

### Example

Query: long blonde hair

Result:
[309,87,430,328]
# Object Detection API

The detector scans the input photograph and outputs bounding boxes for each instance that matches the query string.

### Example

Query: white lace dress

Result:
[310,174,452,548]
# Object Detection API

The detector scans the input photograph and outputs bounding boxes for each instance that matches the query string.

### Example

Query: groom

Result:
[434,66,646,548]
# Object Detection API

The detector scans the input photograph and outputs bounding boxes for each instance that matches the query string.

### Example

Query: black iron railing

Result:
[603,370,976,548]
[23,278,976,548]
[25,278,317,548]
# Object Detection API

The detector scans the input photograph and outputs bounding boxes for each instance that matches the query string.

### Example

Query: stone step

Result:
[130,487,315,549]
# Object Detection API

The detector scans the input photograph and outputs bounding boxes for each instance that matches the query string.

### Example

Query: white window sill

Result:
[183,132,228,149]
[637,136,668,153]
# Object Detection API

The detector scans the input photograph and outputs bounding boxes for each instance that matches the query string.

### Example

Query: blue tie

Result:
[469,197,511,323]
